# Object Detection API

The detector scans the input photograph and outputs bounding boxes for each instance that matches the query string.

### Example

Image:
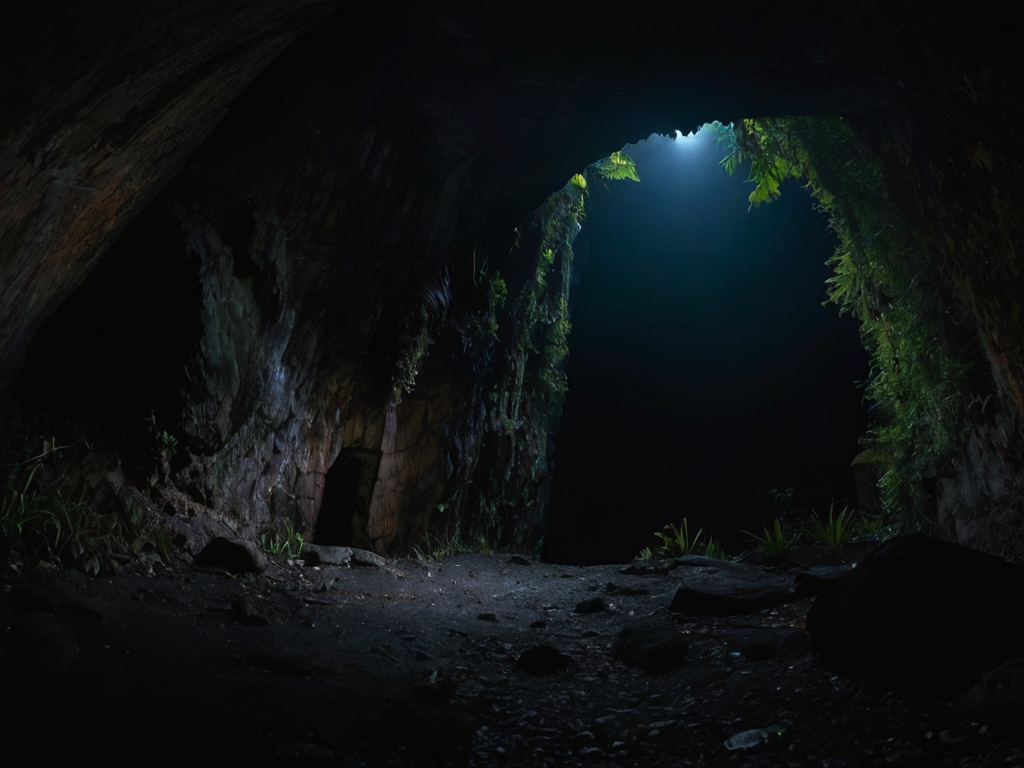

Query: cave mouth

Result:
[6,202,202,473]
[543,124,870,565]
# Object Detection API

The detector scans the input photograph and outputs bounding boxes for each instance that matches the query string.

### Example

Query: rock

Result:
[723,725,785,751]
[611,621,689,673]
[569,731,597,749]
[476,612,499,622]
[303,544,354,566]
[668,561,794,616]
[807,535,1024,692]
[619,559,678,576]
[514,645,571,675]
[793,565,854,597]
[574,597,608,614]
[351,548,387,567]
[530,620,546,629]
[508,555,531,566]
[957,658,1024,728]
[194,537,268,574]
[720,628,808,661]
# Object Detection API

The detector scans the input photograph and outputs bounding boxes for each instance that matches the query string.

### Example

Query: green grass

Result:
[261,518,305,559]
[654,518,704,557]
[806,502,852,553]
[2,460,142,574]
[699,537,727,560]
[743,518,798,559]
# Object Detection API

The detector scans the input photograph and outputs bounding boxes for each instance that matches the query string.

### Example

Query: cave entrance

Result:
[7,202,202,462]
[543,125,870,564]
[314,449,380,546]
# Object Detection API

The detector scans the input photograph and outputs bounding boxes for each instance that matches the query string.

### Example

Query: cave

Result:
[544,128,870,565]
[2,2,1024,763]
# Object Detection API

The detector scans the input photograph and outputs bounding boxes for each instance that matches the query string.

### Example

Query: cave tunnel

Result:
[2,4,1024,761]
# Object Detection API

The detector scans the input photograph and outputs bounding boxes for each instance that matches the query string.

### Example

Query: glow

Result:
[673,127,703,147]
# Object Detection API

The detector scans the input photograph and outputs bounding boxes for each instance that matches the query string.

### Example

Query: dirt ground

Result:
[2,550,1022,767]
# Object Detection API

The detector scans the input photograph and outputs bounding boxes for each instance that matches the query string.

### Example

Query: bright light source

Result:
[673,128,701,145]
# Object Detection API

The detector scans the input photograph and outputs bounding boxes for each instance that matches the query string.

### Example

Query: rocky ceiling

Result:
[1,3,1021,560]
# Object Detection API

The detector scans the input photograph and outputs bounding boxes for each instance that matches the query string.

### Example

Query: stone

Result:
[194,537,268,574]
[508,555,531,566]
[793,565,853,597]
[807,535,1024,692]
[574,597,608,614]
[569,731,597,749]
[514,645,571,675]
[668,561,795,616]
[476,613,499,622]
[303,544,354,566]
[351,548,387,568]
[611,621,689,673]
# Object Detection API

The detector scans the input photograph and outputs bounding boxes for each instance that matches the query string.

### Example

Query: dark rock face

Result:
[807,535,1024,693]
[2,4,1024,559]
[0,0,337,387]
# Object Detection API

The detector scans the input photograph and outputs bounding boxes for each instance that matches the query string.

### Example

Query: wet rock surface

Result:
[1,548,1022,766]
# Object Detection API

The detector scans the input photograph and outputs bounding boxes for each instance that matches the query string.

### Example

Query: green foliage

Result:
[156,430,178,459]
[719,116,979,526]
[636,546,653,560]
[590,151,641,182]
[717,120,803,208]
[412,521,490,560]
[261,518,304,559]
[806,502,851,553]
[2,458,141,575]
[654,518,703,557]
[699,537,727,560]
[744,518,797,559]
[1,464,42,540]
[570,173,587,190]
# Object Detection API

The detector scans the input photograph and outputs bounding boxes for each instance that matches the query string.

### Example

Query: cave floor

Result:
[2,552,1021,767]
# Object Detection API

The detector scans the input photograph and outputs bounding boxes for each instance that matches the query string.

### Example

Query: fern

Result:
[590,151,640,182]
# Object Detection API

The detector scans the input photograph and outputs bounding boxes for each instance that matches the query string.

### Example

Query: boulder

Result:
[668,561,794,616]
[807,535,1024,692]
[611,621,690,673]
[194,537,268,574]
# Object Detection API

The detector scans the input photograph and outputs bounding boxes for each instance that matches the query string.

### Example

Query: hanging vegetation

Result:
[717,118,982,526]
[448,151,639,553]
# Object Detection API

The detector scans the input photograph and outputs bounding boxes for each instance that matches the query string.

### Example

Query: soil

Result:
[2,551,1022,767]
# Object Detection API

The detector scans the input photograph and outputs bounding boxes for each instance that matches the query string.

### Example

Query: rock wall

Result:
[3,3,1024,558]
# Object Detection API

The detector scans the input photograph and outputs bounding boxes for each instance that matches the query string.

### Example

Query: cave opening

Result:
[314,449,380,546]
[7,202,202,474]
[543,124,870,565]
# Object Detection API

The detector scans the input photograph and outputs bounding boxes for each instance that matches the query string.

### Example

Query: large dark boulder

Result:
[806,535,1024,693]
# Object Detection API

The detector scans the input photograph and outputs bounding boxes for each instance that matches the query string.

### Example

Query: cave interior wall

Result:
[2,3,1022,559]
